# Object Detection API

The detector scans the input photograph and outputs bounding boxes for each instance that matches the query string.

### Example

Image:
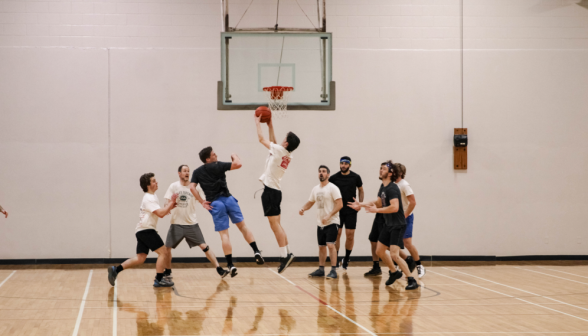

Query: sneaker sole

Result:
[230,268,238,278]
[406,284,420,290]
[221,271,229,278]
[255,255,265,265]
[326,276,337,280]
[153,284,174,288]
[278,255,295,274]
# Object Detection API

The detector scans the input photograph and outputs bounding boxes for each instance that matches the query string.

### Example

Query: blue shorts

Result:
[403,214,414,239]
[208,196,244,232]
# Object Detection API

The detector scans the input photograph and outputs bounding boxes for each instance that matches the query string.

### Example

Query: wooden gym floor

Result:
[1,261,588,336]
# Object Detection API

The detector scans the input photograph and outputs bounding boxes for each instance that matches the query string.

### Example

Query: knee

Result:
[327,243,336,250]
[200,244,209,252]
[138,254,147,263]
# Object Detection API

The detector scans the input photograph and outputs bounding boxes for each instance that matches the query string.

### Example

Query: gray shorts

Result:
[165,224,206,249]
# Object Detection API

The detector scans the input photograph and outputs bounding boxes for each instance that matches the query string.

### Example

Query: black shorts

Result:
[378,225,406,248]
[136,229,165,255]
[338,211,357,230]
[261,185,282,217]
[317,224,338,246]
[368,214,385,243]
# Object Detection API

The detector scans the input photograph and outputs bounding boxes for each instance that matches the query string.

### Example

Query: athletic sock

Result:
[345,249,352,259]
[164,269,171,276]
[225,254,233,267]
[249,242,260,253]
[415,260,422,266]
[286,245,291,254]
[156,273,164,282]
[280,246,288,258]
[115,265,124,274]
[331,266,337,272]
[319,266,324,271]
[373,261,380,268]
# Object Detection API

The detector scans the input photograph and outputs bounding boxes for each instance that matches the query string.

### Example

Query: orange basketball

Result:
[255,106,272,123]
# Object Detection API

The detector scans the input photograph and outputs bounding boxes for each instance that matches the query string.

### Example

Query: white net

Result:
[264,86,293,119]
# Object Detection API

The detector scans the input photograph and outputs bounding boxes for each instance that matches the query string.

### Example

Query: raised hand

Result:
[347,197,361,211]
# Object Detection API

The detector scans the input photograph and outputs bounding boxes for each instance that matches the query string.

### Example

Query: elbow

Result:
[234,163,243,170]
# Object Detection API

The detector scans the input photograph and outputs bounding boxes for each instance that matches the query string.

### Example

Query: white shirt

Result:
[259,142,292,190]
[309,182,342,227]
[164,181,202,225]
[136,193,161,232]
[396,179,414,213]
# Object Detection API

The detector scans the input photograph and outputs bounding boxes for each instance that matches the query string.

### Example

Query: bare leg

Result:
[318,246,327,267]
[235,221,255,244]
[200,243,220,268]
[327,243,338,267]
[267,215,287,247]
[403,238,421,262]
[153,246,168,274]
[344,229,355,251]
[390,245,411,277]
[218,229,232,255]
[335,228,343,256]
[164,247,173,269]
[399,249,408,260]
[121,253,148,270]
[370,241,379,261]
[376,242,394,270]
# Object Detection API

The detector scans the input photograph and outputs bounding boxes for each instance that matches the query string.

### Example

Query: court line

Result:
[112,280,117,336]
[518,267,588,285]
[0,271,15,288]
[538,266,588,279]
[72,270,93,336]
[440,268,588,315]
[269,269,377,336]
[430,269,588,323]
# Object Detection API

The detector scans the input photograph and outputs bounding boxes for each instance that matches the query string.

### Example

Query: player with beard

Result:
[162,165,230,281]
[329,156,364,270]
[349,161,419,290]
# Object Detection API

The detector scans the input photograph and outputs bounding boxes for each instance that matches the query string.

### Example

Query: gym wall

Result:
[0,0,587,260]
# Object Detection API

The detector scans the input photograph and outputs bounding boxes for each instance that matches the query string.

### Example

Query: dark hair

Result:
[199,146,213,163]
[340,156,351,163]
[285,132,300,152]
[381,160,400,181]
[140,173,155,192]
[395,163,406,179]
[318,165,330,174]
[178,164,189,172]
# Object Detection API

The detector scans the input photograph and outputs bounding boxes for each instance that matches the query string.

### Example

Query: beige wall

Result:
[1,0,587,259]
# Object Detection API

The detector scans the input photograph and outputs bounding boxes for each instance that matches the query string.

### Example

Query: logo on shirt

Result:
[280,156,291,169]
[317,193,325,209]
[380,191,387,206]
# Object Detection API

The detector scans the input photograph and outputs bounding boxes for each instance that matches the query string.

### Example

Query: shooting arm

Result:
[256,117,271,149]
[268,119,277,144]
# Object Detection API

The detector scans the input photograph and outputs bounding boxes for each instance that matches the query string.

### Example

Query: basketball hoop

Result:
[263,86,293,118]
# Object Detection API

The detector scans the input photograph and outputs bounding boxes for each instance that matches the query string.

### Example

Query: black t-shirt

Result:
[329,171,363,214]
[190,161,233,202]
[378,182,406,229]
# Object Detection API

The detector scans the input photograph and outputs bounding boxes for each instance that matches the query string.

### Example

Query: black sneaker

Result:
[342,257,349,270]
[326,269,337,279]
[217,267,230,278]
[308,268,325,277]
[255,251,265,265]
[364,267,382,276]
[406,256,416,274]
[278,253,295,274]
[108,266,118,286]
[229,265,238,278]
[385,270,403,286]
[406,277,419,290]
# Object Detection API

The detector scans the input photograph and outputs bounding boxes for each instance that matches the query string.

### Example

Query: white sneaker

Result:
[417,265,426,278]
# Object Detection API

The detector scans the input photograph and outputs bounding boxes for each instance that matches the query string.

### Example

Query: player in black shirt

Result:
[189,146,264,277]
[328,156,364,270]
[348,161,419,290]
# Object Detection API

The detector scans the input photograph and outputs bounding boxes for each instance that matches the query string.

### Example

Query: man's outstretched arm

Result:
[255,115,271,149]
[268,119,276,144]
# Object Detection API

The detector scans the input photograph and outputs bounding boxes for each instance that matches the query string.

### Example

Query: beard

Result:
[340,166,350,173]
[319,176,326,182]
[379,175,383,180]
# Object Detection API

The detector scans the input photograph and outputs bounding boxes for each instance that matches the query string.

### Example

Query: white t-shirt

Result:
[136,193,161,232]
[309,182,342,227]
[259,142,292,190]
[396,179,414,213]
[164,181,202,225]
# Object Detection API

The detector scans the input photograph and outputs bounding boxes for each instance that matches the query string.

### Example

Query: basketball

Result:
[255,106,272,123]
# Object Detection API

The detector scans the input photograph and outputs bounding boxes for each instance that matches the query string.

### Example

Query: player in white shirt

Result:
[162,165,230,281]
[255,115,300,273]
[394,163,425,278]
[299,165,343,279]
[108,173,178,288]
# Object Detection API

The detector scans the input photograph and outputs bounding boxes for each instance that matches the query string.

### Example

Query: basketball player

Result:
[395,163,425,278]
[254,115,300,273]
[162,165,230,281]
[189,147,263,278]
[348,161,419,290]
[329,156,364,269]
[0,204,7,218]
[299,165,342,279]
[107,173,177,288]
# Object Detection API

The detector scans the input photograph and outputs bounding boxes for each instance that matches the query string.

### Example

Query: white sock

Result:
[280,246,288,258]
[286,245,291,254]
